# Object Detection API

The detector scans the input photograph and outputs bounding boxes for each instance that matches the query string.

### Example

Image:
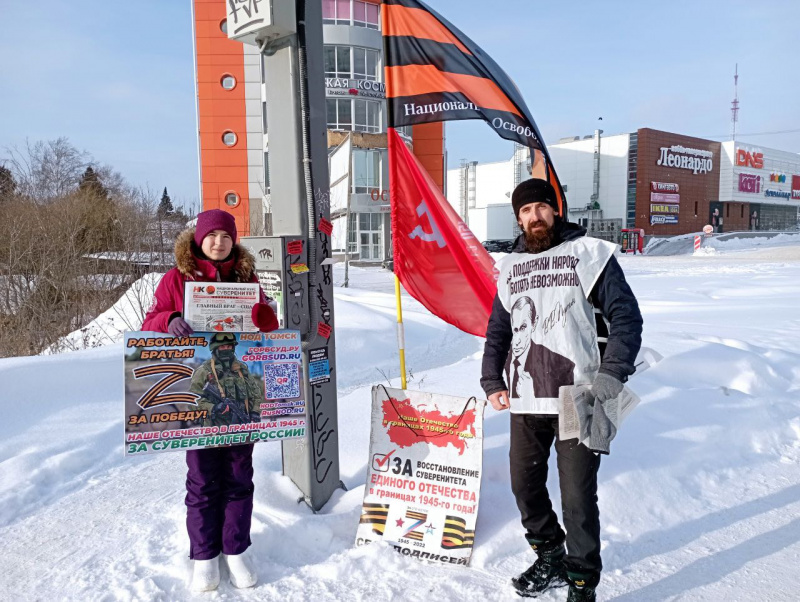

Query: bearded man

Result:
[481,179,643,601]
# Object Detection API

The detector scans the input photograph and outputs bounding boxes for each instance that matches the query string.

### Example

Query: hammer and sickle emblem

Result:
[408,201,446,248]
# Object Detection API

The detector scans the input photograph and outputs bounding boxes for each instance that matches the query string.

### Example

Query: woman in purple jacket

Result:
[143,209,278,592]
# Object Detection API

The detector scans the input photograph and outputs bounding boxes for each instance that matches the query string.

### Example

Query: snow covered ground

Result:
[1,239,799,601]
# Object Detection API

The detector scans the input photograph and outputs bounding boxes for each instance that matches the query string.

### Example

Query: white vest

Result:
[495,237,617,414]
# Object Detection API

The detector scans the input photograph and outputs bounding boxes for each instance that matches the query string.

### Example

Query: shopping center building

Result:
[191,0,445,262]
[446,127,800,240]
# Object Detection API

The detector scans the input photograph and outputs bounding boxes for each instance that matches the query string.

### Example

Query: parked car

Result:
[481,239,515,253]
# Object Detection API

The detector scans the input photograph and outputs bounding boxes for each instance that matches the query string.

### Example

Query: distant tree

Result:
[4,137,89,201]
[0,165,15,199]
[158,187,174,217]
[76,166,121,252]
[79,166,109,199]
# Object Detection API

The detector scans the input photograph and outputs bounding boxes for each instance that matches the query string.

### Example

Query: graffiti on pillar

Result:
[283,242,305,328]
[310,204,336,484]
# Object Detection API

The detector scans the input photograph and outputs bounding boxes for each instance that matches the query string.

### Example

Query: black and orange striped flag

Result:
[382,0,565,212]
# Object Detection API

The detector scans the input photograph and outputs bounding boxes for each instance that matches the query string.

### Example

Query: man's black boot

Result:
[566,572,599,602]
[511,539,567,598]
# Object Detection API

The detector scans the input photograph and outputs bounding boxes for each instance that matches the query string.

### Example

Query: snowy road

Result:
[1,245,799,601]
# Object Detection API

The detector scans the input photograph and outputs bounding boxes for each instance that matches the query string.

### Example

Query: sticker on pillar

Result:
[309,348,331,384]
[317,323,332,339]
[318,217,333,236]
[290,263,309,274]
[287,240,304,255]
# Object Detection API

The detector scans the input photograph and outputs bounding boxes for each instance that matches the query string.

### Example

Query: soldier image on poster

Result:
[190,333,264,426]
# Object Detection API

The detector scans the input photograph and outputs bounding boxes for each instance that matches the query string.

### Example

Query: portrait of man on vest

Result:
[190,333,264,426]
[505,296,575,401]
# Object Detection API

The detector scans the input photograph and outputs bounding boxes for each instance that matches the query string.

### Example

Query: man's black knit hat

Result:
[511,179,559,218]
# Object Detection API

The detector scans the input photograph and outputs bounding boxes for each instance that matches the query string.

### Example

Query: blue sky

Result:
[2,0,798,206]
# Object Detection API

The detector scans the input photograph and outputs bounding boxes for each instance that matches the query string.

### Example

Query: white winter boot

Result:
[224,551,258,589]
[190,555,220,592]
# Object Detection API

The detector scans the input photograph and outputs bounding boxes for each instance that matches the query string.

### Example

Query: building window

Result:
[352,149,382,194]
[354,99,380,132]
[323,0,380,29]
[324,45,379,81]
[222,131,238,147]
[358,212,383,260]
[327,98,381,133]
[324,45,351,79]
[327,98,352,131]
[353,47,379,80]
[323,0,352,25]
[220,74,236,90]
[224,191,240,207]
[347,212,357,254]
[353,0,380,29]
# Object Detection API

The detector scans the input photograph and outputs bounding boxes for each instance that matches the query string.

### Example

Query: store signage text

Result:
[650,214,679,225]
[651,181,679,193]
[792,175,800,200]
[650,204,680,214]
[769,173,787,183]
[735,149,764,169]
[765,189,791,200]
[738,173,762,194]
[650,192,680,204]
[369,189,389,202]
[657,146,713,174]
[325,78,386,99]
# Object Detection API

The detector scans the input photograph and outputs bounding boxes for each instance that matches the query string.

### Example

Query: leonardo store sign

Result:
[765,189,791,200]
[656,145,714,175]
[325,78,386,100]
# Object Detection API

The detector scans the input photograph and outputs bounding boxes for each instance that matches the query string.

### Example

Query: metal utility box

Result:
[240,235,310,334]
[226,0,297,47]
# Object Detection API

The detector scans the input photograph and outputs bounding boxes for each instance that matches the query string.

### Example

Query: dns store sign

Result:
[736,148,764,169]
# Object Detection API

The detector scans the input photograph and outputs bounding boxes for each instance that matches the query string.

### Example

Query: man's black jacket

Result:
[480,220,644,397]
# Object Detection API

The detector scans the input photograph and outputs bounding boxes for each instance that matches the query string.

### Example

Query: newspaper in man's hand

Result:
[558,383,640,445]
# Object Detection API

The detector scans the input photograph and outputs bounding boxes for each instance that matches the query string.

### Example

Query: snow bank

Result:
[2,243,800,600]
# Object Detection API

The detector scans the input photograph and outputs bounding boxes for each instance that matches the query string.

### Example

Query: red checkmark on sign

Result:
[372,449,396,472]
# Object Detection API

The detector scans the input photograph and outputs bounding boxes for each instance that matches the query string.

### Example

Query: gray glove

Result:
[592,373,624,403]
[573,388,595,443]
[589,399,617,454]
[587,373,624,453]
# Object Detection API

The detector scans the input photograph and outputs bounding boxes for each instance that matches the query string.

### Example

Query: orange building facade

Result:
[191,0,446,259]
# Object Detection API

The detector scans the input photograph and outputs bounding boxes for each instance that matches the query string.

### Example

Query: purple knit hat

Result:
[194,209,238,246]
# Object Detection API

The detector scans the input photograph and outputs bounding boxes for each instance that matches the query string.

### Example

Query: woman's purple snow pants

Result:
[185,443,255,560]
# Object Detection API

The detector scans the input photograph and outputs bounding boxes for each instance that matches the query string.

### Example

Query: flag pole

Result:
[383,15,407,389]
[394,274,407,389]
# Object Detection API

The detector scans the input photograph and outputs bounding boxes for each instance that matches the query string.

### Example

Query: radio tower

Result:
[730,64,739,142]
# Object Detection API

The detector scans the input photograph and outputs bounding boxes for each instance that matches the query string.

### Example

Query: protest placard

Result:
[124,330,305,455]
[355,387,485,566]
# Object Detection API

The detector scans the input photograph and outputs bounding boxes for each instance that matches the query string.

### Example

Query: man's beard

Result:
[523,221,556,253]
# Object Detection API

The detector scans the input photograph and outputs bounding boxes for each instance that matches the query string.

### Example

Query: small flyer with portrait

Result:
[183,282,260,332]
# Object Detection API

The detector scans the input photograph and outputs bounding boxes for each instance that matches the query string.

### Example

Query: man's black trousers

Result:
[510,413,602,578]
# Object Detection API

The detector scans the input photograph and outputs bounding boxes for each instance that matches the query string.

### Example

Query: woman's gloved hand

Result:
[168,315,194,337]
[252,302,279,333]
